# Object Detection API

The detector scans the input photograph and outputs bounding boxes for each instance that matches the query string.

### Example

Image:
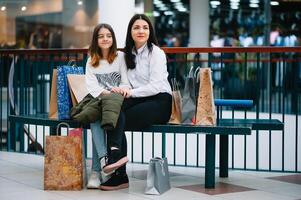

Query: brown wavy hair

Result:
[88,23,117,67]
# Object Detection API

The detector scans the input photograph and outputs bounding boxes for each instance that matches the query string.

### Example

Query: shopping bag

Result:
[68,127,87,188]
[44,123,84,190]
[168,78,182,124]
[196,68,216,125]
[67,74,89,106]
[57,65,84,119]
[49,69,58,119]
[181,66,199,124]
[145,157,171,195]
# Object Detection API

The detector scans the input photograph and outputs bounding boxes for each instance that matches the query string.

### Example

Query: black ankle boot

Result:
[100,171,129,191]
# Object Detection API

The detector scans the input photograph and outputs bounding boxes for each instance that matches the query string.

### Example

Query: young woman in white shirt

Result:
[85,23,130,189]
[100,14,172,191]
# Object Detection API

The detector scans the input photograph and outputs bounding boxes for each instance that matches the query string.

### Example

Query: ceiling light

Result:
[230,2,239,6]
[177,7,187,12]
[250,0,259,3]
[230,0,240,2]
[154,0,163,5]
[77,1,83,5]
[270,1,279,6]
[157,3,167,8]
[159,6,168,11]
[21,6,26,11]
[153,11,160,17]
[1,6,6,11]
[164,11,174,15]
[210,1,221,6]
[170,0,180,2]
[174,2,183,6]
[249,3,259,8]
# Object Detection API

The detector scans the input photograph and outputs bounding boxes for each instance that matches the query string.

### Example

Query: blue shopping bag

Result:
[57,65,84,119]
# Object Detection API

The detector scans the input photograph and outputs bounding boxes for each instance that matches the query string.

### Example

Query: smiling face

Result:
[131,19,150,49]
[98,27,113,51]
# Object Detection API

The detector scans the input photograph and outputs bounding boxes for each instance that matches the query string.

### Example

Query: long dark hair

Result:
[88,23,117,67]
[124,14,158,69]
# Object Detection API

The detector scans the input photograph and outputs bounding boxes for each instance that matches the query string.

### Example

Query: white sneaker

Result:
[87,171,100,189]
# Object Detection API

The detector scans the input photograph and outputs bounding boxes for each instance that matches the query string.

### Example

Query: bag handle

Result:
[150,157,166,176]
[171,78,180,91]
[194,66,201,83]
[67,59,77,67]
[56,122,70,136]
[188,66,194,77]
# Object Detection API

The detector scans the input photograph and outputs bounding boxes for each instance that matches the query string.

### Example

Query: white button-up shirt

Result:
[128,43,172,97]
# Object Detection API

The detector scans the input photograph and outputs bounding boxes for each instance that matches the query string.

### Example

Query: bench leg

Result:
[162,132,166,158]
[219,135,228,177]
[205,134,216,188]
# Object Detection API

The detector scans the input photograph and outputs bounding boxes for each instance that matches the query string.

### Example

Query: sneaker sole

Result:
[103,157,128,174]
[100,183,129,191]
[87,184,100,189]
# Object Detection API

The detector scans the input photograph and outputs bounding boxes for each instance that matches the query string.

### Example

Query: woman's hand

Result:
[122,88,132,98]
[111,87,132,98]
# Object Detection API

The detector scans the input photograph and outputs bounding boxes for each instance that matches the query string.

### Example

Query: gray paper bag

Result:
[145,157,171,195]
[182,66,197,124]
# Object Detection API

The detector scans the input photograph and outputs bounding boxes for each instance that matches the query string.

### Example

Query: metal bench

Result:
[8,99,284,188]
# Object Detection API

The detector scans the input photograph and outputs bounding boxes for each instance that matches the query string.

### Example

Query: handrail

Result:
[1,46,301,54]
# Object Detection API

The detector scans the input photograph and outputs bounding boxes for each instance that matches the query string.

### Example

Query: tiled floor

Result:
[0,151,300,200]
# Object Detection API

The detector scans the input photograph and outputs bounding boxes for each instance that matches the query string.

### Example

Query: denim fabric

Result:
[91,121,107,171]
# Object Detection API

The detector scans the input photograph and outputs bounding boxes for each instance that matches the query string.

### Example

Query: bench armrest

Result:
[214,99,253,108]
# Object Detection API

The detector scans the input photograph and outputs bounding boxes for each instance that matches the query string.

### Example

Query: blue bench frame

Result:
[8,99,284,188]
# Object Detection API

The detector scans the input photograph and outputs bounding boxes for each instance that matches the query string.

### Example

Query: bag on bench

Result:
[49,69,58,119]
[67,74,89,106]
[169,78,182,124]
[196,68,216,125]
[181,66,200,124]
[57,64,84,119]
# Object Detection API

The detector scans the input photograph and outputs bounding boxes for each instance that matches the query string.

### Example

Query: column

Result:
[62,0,98,48]
[98,0,135,48]
[189,0,209,47]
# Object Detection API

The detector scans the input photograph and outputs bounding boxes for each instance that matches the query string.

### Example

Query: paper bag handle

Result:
[150,157,166,176]
[56,122,70,136]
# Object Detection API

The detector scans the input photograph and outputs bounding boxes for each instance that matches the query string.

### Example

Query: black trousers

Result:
[107,93,172,173]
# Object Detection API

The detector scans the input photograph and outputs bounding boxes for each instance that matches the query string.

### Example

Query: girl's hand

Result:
[111,87,121,94]
[101,90,111,95]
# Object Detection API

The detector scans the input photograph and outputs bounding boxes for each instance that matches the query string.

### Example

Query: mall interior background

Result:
[0,0,300,50]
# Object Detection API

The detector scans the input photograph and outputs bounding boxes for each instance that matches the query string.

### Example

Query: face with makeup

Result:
[131,19,150,49]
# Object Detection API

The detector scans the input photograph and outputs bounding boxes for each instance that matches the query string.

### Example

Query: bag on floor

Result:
[68,126,87,187]
[44,123,84,190]
[169,78,182,124]
[145,157,171,195]
[196,68,216,125]
[57,64,84,119]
